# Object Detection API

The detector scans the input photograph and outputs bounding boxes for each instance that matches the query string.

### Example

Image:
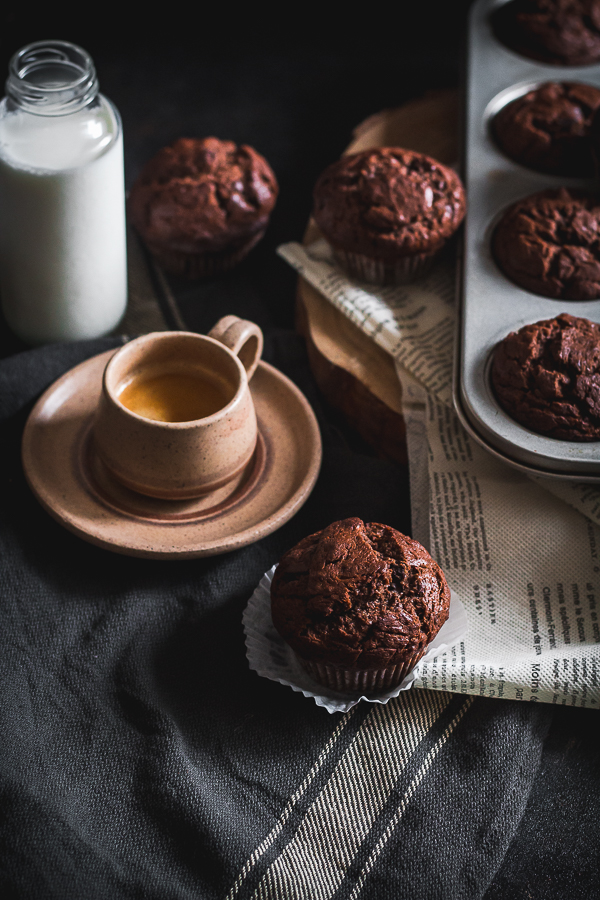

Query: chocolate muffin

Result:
[491,313,600,440]
[128,137,278,278]
[492,188,600,300]
[270,518,451,693]
[492,0,600,66]
[493,82,600,176]
[312,147,466,285]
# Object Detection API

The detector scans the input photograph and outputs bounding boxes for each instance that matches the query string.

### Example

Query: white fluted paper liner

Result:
[243,565,469,714]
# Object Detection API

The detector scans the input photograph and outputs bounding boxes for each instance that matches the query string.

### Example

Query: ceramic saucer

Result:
[22,350,322,558]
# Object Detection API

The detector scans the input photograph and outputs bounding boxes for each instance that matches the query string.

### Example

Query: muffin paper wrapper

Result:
[333,248,436,286]
[147,228,266,279]
[243,565,468,714]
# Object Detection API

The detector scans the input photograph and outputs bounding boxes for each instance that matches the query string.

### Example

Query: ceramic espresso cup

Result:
[93,316,263,499]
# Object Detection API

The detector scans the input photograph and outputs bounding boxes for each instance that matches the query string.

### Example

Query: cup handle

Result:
[208,316,264,382]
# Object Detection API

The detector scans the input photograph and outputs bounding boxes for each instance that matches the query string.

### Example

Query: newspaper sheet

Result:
[278,239,600,708]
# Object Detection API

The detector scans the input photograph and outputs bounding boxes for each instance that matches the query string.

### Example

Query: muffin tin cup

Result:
[457,0,600,480]
[333,248,437,286]
[296,650,427,694]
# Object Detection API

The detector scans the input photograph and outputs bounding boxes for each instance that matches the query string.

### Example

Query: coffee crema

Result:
[118,370,231,422]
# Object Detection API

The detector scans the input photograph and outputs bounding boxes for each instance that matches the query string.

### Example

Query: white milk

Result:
[0,96,127,344]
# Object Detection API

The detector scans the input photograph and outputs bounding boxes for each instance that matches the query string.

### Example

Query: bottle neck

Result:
[5,40,99,116]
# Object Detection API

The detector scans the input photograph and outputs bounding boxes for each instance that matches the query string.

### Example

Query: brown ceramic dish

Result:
[93,320,263,499]
[22,350,321,558]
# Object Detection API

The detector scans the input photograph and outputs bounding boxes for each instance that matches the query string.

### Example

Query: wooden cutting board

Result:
[295,90,458,464]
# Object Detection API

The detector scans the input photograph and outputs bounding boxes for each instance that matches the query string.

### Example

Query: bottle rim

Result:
[6,40,98,116]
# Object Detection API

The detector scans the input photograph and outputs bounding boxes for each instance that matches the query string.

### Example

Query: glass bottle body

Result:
[0,41,127,344]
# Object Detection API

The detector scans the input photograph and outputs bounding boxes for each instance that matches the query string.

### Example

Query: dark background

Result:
[0,3,473,347]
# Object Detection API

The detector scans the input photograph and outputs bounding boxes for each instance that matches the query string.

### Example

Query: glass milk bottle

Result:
[0,40,127,344]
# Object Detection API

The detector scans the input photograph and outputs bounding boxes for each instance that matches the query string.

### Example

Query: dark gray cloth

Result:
[1,336,597,900]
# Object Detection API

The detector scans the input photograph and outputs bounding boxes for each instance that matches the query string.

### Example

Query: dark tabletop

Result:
[0,5,599,899]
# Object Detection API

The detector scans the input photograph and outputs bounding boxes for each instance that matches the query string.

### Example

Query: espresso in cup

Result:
[118,368,232,423]
[93,318,263,499]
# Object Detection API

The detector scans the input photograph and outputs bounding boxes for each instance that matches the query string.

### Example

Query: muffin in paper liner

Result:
[332,248,436,286]
[243,566,468,714]
[312,147,465,289]
[145,229,266,280]
[296,651,427,694]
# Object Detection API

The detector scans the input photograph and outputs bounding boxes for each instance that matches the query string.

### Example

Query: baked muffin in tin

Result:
[493,82,600,176]
[492,187,600,301]
[491,312,600,440]
[492,0,600,67]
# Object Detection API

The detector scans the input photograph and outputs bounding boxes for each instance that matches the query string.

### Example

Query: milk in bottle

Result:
[0,41,127,344]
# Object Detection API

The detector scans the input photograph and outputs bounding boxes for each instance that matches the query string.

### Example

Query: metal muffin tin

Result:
[456,0,600,480]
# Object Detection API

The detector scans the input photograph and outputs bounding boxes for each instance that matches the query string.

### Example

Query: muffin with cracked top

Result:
[128,137,278,279]
[492,82,600,176]
[491,313,600,440]
[312,147,466,285]
[492,0,600,66]
[270,517,451,693]
[492,188,600,300]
